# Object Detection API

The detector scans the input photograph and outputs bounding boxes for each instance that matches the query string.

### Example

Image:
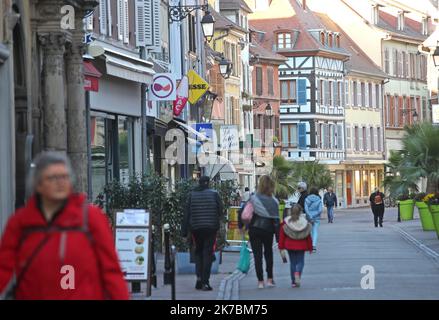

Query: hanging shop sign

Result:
[173,76,189,116]
[187,69,209,105]
[150,73,177,101]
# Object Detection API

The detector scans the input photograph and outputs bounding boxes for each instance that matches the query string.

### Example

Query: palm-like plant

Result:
[291,161,333,191]
[384,123,439,196]
[271,155,296,199]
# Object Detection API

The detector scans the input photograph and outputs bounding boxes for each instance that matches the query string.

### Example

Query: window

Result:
[277,33,292,49]
[393,49,398,77]
[375,84,380,109]
[267,68,274,95]
[361,82,365,107]
[345,80,350,106]
[353,81,358,106]
[409,53,415,80]
[256,67,263,96]
[231,43,238,76]
[328,33,333,47]
[362,127,367,151]
[397,11,405,31]
[280,80,297,103]
[336,82,341,107]
[403,52,409,78]
[370,127,374,151]
[377,127,382,151]
[320,80,324,105]
[329,81,333,106]
[384,49,390,74]
[385,95,391,126]
[320,32,325,45]
[336,35,340,48]
[188,14,196,52]
[354,126,359,151]
[346,125,351,150]
[368,83,373,108]
[281,124,298,147]
[398,51,403,78]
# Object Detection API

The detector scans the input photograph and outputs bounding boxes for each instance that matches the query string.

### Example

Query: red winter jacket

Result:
[0,193,129,300]
[278,222,313,252]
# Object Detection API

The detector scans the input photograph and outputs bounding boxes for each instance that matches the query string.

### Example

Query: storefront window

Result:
[355,170,361,198]
[363,170,369,197]
[118,116,134,185]
[91,116,106,200]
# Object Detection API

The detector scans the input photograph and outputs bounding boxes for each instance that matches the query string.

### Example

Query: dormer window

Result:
[277,32,292,49]
[336,34,340,47]
[328,33,333,47]
[422,17,428,35]
[397,11,405,31]
[320,31,325,46]
[371,4,379,25]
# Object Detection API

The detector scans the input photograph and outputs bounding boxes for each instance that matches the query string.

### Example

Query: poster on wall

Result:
[220,125,239,151]
[432,104,439,124]
[115,210,150,281]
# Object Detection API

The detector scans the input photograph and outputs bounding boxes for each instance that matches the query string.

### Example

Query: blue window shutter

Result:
[297,79,307,105]
[298,123,307,149]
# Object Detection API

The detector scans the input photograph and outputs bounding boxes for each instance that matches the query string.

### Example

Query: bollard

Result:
[171,245,176,300]
[163,224,173,286]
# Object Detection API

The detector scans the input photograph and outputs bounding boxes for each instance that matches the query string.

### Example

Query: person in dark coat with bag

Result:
[0,152,129,300]
[369,187,385,227]
[246,175,280,289]
[279,204,313,288]
[323,187,337,223]
[182,176,224,291]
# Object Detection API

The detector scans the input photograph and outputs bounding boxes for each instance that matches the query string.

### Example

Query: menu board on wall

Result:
[115,210,150,281]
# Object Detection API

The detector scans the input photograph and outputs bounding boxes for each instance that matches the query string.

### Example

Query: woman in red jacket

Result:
[278,204,313,288]
[0,152,129,300]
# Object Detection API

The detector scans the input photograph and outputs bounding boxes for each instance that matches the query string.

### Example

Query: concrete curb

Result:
[392,225,439,267]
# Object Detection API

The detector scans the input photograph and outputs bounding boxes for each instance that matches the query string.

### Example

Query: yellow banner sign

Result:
[187,69,209,105]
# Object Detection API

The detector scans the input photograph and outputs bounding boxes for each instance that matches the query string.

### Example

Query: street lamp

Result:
[201,11,215,42]
[219,55,232,79]
[168,3,215,43]
[265,103,273,117]
[433,45,439,67]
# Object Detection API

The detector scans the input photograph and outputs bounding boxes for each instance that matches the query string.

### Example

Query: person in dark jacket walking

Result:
[297,182,308,212]
[182,176,224,291]
[0,152,129,300]
[323,187,337,223]
[247,175,280,289]
[369,187,385,227]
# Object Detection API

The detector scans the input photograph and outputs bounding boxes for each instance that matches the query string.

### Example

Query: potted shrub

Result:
[426,193,439,239]
[398,193,415,221]
[415,193,435,231]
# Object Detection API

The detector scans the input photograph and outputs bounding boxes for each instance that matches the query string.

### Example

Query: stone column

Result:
[66,37,88,194]
[38,33,67,152]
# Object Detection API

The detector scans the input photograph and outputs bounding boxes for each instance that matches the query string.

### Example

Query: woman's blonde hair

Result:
[257,175,275,196]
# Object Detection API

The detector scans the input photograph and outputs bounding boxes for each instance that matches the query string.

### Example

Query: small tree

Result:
[291,161,333,191]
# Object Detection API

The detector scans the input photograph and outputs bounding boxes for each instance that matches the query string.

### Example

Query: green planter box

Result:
[429,205,439,239]
[399,199,415,221]
[416,202,435,231]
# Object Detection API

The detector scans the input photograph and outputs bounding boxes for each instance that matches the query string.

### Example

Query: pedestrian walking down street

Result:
[297,182,308,212]
[247,175,280,289]
[182,176,224,291]
[323,187,338,223]
[278,204,313,288]
[305,187,323,252]
[0,152,129,300]
[369,187,385,227]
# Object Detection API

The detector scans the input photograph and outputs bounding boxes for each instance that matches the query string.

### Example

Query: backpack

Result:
[374,193,383,205]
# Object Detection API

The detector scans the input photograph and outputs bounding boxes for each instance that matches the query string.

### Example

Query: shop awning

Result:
[84,61,102,92]
[103,49,154,84]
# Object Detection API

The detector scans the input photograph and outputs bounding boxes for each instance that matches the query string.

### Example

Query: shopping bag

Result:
[236,240,251,273]
[241,201,254,224]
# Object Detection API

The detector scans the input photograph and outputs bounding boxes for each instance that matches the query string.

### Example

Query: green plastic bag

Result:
[237,240,251,273]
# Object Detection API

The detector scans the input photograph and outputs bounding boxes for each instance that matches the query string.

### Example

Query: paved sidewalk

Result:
[238,207,439,300]
[132,251,241,300]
